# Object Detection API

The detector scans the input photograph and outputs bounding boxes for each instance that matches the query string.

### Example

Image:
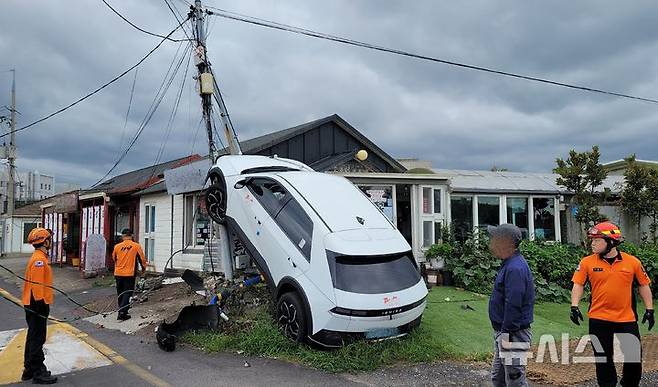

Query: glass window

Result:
[145,206,150,232]
[23,223,37,243]
[451,196,473,242]
[249,178,290,218]
[359,185,394,221]
[422,187,432,214]
[433,189,442,214]
[184,195,210,247]
[477,196,500,229]
[423,221,432,248]
[329,252,420,294]
[145,237,154,262]
[114,209,130,244]
[275,199,313,261]
[434,221,442,244]
[506,197,529,239]
[150,206,156,233]
[533,198,555,240]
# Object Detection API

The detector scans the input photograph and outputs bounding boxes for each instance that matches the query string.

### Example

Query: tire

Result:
[205,176,226,224]
[276,292,308,343]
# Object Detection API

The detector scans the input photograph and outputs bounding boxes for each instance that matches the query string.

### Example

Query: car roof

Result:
[276,172,394,232]
[215,155,313,176]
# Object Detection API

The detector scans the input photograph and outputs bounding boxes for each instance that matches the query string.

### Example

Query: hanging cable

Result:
[0,20,189,140]
[117,66,139,157]
[100,0,190,42]
[206,7,658,105]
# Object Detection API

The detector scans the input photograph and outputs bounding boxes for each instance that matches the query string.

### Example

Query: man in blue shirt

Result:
[488,224,536,387]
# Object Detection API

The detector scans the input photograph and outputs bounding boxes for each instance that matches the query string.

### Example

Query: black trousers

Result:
[24,296,49,374]
[589,318,642,387]
[115,276,136,316]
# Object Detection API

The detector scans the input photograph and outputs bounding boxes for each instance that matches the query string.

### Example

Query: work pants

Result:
[115,275,136,316]
[589,318,642,387]
[24,296,49,374]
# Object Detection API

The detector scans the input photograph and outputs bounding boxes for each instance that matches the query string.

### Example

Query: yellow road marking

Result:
[0,328,27,384]
[0,286,170,387]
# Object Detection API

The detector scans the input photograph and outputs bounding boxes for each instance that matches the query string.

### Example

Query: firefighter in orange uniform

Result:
[22,228,58,384]
[112,228,147,321]
[571,222,654,387]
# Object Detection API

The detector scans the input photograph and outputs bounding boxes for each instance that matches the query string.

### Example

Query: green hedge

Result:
[428,236,658,303]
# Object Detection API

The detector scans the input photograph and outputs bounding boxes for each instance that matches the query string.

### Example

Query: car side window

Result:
[248,178,290,218]
[276,199,313,262]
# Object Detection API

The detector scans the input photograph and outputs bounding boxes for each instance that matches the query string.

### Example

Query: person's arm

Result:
[571,283,585,306]
[639,285,653,309]
[502,268,525,333]
[137,245,147,275]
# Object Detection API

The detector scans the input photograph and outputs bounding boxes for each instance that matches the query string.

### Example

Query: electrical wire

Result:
[100,0,190,42]
[206,7,658,105]
[163,0,194,41]
[91,40,193,188]
[117,66,139,157]
[0,21,188,140]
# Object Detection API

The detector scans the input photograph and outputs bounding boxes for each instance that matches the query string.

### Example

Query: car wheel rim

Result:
[278,301,300,339]
[206,188,225,222]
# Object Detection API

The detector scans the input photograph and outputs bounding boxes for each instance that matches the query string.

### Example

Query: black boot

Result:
[21,369,33,381]
[32,371,57,385]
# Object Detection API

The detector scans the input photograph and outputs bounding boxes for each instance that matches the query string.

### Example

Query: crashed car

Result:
[204,155,427,347]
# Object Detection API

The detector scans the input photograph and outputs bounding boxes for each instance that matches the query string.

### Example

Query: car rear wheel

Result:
[276,292,307,343]
[205,176,226,224]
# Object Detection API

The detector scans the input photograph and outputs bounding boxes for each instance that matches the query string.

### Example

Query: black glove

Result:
[642,309,655,331]
[570,306,584,325]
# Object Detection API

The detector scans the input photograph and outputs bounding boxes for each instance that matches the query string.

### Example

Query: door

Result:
[417,186,445,253]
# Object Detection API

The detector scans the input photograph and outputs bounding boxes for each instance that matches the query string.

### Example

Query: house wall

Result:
[138,192,204,272]
[2,217,40,254]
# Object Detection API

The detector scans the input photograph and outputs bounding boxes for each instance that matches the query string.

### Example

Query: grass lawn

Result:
[182,286,654,373]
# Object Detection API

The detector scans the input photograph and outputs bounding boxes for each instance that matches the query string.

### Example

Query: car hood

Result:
[323,228,410,256]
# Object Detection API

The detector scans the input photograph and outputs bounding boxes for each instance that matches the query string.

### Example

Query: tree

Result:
[645,168,658,243]
[619,155,653,241]
[553,146,608,244]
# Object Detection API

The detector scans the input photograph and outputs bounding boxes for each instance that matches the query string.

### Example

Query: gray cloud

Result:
[2,0,658,186]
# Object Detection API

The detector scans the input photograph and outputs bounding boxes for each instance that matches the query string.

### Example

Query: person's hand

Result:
[642,309,655,331]
[570,306,584,325]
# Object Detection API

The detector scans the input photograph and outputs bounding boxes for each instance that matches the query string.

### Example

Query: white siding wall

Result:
[138,192,204,272]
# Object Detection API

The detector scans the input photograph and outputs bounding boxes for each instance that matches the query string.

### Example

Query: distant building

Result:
[602,159,658,176]
[0,168,56,207]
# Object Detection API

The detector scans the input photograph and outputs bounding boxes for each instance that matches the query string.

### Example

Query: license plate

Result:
[365,327,400,339]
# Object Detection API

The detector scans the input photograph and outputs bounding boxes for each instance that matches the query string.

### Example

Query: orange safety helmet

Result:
[587,221,623,242]
[27,227,53,246]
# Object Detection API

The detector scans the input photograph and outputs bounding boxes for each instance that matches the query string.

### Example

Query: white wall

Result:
[138,192,204,272]
[2,217,39,254]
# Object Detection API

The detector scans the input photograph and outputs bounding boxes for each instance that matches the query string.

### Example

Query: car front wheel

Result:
[276,292,308,343]
[205,177,226,224]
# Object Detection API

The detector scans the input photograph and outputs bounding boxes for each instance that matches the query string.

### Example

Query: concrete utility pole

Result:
[5,69,17,254]
[191,0,241,161]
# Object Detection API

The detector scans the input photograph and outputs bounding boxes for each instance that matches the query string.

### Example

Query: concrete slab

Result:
[84,311,162,335]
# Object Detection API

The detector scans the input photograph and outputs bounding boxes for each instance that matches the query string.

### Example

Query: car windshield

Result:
[327,251,420,294]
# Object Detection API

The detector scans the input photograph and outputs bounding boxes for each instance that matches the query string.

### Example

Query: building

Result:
[602,159,658,176]
[0,168,56,204]
[0,200,43,255]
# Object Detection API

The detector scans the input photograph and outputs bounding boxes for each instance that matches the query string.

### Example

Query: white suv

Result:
[205,155,427,347]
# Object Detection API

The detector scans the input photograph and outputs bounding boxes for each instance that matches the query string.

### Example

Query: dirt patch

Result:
[527,334,658,386]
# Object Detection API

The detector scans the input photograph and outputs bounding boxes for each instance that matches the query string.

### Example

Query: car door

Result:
[242,177,296,284]
[273,195,313,275]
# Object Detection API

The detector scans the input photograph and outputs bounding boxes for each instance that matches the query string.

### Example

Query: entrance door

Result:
[416,186,445,254]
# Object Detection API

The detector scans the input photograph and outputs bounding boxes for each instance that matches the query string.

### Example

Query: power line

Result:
[100,0,190,42]
[0,21,188,140]
[92,41,193,188]
[206,7,658,105]
[117,66,139,156]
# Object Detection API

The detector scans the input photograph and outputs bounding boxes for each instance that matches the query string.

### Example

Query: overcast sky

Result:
[1,0,658,186]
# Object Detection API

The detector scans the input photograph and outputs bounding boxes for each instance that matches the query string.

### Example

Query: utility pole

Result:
[190,0,241,161]
[5,69,16,254]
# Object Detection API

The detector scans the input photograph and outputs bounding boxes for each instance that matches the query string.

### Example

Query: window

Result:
[23,223,38,244]
[422,187,432,214]
[477,196,500,229]
[422,220,432,248]
[145,205,156,233]
[433,190,442,214]
[451,196,473,242]
[434,221,443,244]
[144,237,154,262]
[359,185,394,221]
[533,198,555,240]
[248,178,290,218]
[328,251,420,294]
[507,197,529,239]
[275,199,313,261]
[184,194,210,247]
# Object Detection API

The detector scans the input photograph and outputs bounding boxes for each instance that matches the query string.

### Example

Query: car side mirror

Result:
[234,177,253,190]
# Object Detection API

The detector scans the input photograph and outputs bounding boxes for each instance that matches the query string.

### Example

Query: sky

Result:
[1,0,658,187]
